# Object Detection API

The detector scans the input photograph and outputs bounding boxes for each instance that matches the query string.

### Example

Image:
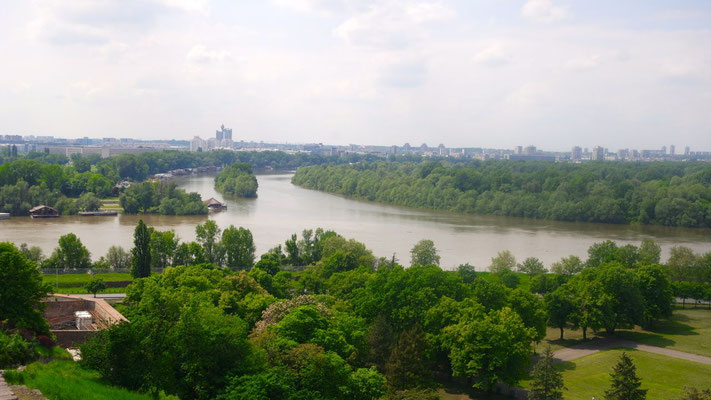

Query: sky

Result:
[1,0,710,151]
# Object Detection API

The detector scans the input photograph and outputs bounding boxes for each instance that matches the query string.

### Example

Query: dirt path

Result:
[553,337,711,365]
[0,372,18,400]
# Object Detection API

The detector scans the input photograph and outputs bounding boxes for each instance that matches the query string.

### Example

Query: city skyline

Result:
[1,1,710,151]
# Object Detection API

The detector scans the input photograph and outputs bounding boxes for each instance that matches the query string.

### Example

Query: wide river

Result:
[1,173,710,269]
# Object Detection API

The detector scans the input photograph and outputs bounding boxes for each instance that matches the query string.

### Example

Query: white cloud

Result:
[521,0,570,23]
[473,44,511,67]
[334,1,454,50]
[186,44,232,64]
[564,54,602,70]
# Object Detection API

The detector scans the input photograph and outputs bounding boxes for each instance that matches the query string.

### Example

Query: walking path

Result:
[553,337,711,365]
[0,372,18,400]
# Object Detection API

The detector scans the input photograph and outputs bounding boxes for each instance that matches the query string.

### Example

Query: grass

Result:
[520,349,711,400]
[3,360,155,400]
[42,272,132,286]
[476,271,532,292]
[42,272,133,294]
[437,382,515,400]
[34,346,73,360]
[616,307,711,358]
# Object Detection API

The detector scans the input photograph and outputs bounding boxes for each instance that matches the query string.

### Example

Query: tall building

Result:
[661,145,667,155]
[524,145,536,155]
[670,145,675,155]
[571,146,582,161]
[215,124,234,148]
[190,136,206,152]
[685,146,691,156]
[514,146,523,155]
[592,146,604,161]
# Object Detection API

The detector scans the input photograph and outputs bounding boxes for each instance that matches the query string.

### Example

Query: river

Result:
[1,173,710,269]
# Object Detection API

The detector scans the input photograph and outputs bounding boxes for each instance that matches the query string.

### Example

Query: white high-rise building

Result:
[190,136,206,152]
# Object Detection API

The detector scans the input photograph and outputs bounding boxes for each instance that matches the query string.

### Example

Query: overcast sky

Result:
[1,0,710,151]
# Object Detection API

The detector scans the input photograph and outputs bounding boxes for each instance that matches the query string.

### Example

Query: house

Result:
[112,179,131,196]
[203,197,226,209]
[29,205,59,218]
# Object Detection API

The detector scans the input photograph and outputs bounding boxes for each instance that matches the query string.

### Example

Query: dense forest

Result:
[0,149,382,215]
[7,217,711,399]
[292,160,711,228]
[215,162,259,198]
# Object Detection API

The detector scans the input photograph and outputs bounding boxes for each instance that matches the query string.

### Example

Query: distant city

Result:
[1,126,710,162]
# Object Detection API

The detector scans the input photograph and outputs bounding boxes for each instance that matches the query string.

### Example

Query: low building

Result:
[204,197,226,209]
[29,205,59,218]
[43,294,128,347]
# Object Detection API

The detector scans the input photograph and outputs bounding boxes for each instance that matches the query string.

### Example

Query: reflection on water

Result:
[1,173,710,269]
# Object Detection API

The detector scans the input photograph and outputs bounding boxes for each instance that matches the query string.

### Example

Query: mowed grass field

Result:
[539,308,711,356]
[42,272,133,294]
[521,349,711,400]
[616,308,711,358]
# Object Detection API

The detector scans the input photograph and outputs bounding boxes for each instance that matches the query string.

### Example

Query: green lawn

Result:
[616,308,711,358]
[476,271,531,292]
[42,272,133,285]
[539,326,603,353]
[43,272,133,294]
[3,360,163,400]
[520,349,711,400]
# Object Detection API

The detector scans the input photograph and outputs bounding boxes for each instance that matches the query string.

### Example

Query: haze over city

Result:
[1,0,711,150]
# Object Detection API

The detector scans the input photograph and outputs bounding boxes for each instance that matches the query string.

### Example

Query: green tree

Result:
[0,242,50,333]
[444,306,534,391]
[551,255,585,276]
[77,192,102,211]
[105,245,130,270]
[85,277,107,298]
[529,346,564,400]
[222,226,256,270]
[385,324,431,390]
[605,352,647,400]
[489,250,516,273]
[345,367,387,400]
[18,243,44,264]
[517,257,547,275]
[196,220,223,265]
[635,264,674,327]
[46,233,92,270]
[545,287,575,340]
[410,239,440,267]
[638,239,661,265]
[149,229,178,270]
[131,220,151,278]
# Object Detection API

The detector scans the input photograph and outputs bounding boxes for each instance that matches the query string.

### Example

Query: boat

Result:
[78,210,119,216]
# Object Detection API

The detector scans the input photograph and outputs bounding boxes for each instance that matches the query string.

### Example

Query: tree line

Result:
[292,160,711,227]
[4,222,710,399]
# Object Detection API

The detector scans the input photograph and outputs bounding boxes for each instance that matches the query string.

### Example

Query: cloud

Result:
[271,0,350,16]
[378,58,427,87]
[334,1,454,50]
[564,54,602,70]
[473,44,511,67]
[186,44,232,64]
[521,0,570,23]
[29,0,208,46]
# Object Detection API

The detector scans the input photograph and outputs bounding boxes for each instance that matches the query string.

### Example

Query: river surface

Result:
[1,173,710,269]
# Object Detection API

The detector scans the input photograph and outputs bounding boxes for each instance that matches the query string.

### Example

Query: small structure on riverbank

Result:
[204,197,226,210]
[29,205,59,218]
[43,294,128,347]
[0,212,9,220]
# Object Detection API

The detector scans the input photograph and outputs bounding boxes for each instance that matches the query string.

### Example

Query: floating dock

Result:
[78,210,118,216]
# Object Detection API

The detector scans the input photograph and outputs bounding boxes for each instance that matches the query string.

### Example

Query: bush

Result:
[0,331,38,368]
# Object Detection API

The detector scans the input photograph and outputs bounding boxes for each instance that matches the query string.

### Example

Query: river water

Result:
[1,173,710,269]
